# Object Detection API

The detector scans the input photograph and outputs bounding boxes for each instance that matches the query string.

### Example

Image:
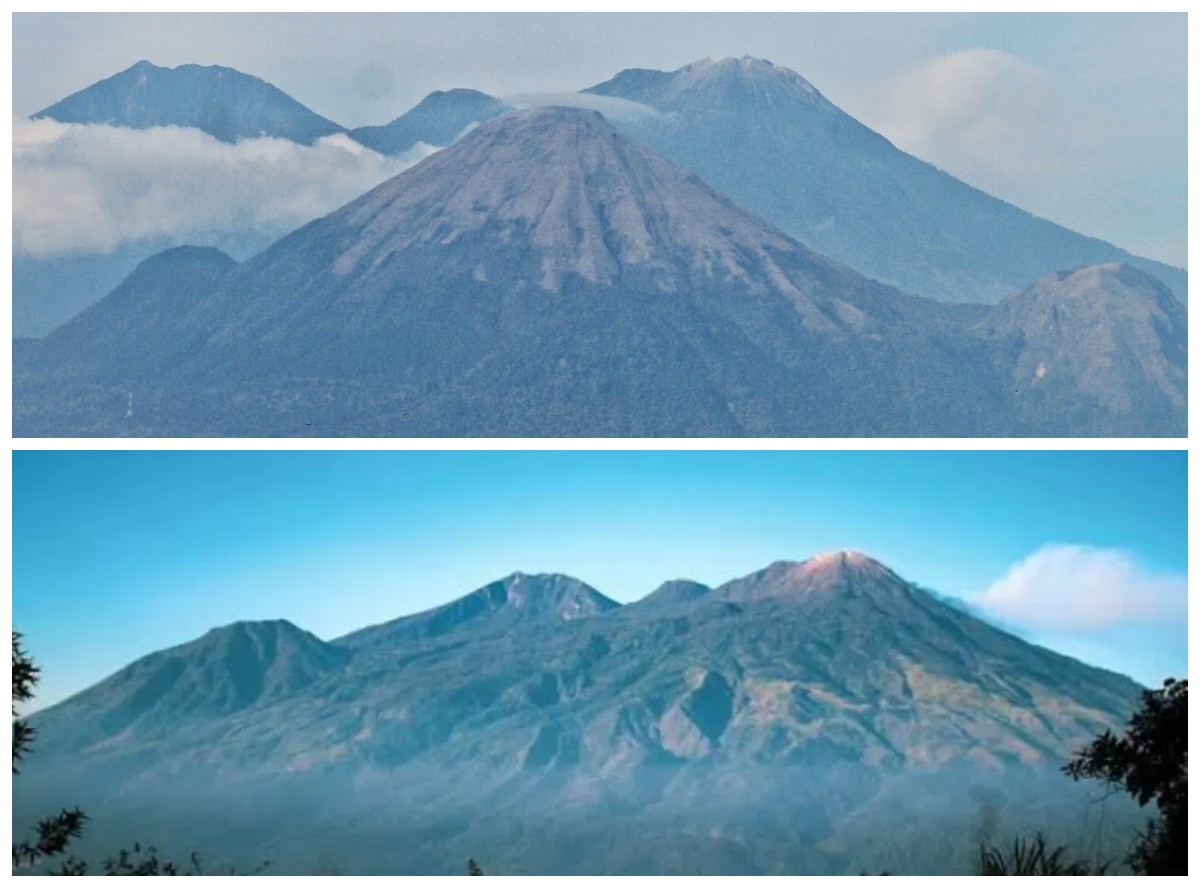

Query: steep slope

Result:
[339,572,620,649]
[982,263,1187,435]
[11,107,1009,438]
[30,620,350,759]
[33,60,346,145]
[12,107,1184,437]
[584,56,1186,306]
[17,554,1144,874]
[349,88,512,155]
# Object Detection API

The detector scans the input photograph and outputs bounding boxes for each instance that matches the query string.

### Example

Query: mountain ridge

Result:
[17,551,1145,874]
[583,56,1186,306]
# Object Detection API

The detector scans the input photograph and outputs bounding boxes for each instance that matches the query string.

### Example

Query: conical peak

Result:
[328,102,825,299]
[770,550,892,584]
[716,551,907,605]
[804,549,887,573]
[461,105,613,144]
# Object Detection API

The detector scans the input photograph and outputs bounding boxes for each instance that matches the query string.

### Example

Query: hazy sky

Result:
[13,450,1186,708]
[11,12,1187,266]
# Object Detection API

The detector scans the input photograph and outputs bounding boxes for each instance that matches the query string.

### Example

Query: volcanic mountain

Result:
[15,552,1144,875]
[12,107,1185,437]
[349,88,513,155]
[584,56,1187,306]
[33,60,346,145]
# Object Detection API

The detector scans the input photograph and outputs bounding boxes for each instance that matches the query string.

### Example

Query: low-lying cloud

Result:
[975,544,1186,630]
[12,116,439,257]
[506,92,660,125]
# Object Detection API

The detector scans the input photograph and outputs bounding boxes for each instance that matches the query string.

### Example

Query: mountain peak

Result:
[348,88,511,155]
[801,548,888,573]
[637,578,713,609]
[584,55,827,113]
[716,550,909,606]
[327,105,851,311]
[33,60,346,145]
[338,573,619,649]
[479,571,620,619]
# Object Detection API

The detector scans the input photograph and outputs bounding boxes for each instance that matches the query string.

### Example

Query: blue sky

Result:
[11,12,1186,266]
[12,450,1186,707]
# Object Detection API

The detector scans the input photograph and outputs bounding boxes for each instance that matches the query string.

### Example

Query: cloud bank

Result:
[975,544,1186,631]
[12,116,438,257]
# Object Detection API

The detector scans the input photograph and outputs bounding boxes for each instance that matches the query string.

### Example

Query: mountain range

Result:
[16,551,1144,875]
[13,105,1186,437]
[15,56,1184,341]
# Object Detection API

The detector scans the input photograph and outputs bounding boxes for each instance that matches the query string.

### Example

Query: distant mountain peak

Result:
[581,58,1186,310]
[584,55,828,114]
[348,87,512,155]
[33,60,346,145]
[338,572,619,649]
[637,578,713,609]
[200,617,308,641]
[479,571,620,618]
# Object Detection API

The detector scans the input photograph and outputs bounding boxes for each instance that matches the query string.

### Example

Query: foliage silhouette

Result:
[977,832,1105,875]
[11,631,89,872]
[11,630,267,876]
[1064,678,1187,875]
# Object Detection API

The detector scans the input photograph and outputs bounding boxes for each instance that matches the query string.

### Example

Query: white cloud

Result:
[12,116,439,257]
[859,48,1066,174]
[506,92,660,125]
[975,544,1187,630]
